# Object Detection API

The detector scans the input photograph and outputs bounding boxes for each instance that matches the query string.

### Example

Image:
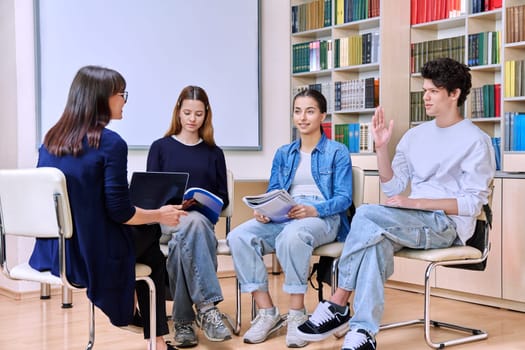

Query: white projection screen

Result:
[35,0,261,149]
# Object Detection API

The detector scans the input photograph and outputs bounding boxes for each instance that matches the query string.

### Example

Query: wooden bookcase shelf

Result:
[290,0,525,312]
[290,0,410,171]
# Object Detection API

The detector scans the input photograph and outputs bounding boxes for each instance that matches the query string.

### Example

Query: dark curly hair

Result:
[420,57,471,107]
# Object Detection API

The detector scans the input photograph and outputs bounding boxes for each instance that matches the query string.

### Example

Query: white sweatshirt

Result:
[382,119,496,244]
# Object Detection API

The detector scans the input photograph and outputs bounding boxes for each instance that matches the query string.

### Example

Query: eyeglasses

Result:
[118,91,128,103]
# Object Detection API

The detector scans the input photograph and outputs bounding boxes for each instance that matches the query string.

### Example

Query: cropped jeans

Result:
[337,204,458,335]
[164,211,223,324]
[227,195,340,295]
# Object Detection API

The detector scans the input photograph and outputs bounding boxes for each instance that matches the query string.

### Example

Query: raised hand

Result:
[371,106,394,150]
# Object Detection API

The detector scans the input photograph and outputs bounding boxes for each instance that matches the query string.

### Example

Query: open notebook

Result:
[129,171,189,209]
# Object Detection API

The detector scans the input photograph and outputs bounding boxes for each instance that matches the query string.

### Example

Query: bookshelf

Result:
[288,0,525,312]
[502,0,525,171]
[409,0,525,172]
[410,6,503,168]
[290,0,411,171]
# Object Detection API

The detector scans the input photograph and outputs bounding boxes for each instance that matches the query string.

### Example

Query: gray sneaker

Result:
[174,322,198,348]
[286,311,309,348]
[196,307,232,342]
[243,307,284,344]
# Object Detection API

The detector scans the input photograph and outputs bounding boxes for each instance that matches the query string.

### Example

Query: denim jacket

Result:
[267,134,353,241]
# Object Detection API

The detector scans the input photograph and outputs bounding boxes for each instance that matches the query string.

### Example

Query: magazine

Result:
[242,189,297,223]
[182,187,224,224]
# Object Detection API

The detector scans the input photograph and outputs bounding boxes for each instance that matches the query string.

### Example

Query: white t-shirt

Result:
[289,151,324,198]
[382,119,496,243]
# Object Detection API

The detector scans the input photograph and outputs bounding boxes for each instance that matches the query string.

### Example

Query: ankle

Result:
[198,302,214,314]
[327,300,348,313]
[152,336,166,350]
[288,308,306,316]
[260,306,278,316]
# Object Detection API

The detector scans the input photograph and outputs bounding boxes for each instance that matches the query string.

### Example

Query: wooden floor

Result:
[1,273,525,350]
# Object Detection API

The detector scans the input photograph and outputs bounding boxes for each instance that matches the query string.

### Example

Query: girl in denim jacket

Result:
[227,89,353,348]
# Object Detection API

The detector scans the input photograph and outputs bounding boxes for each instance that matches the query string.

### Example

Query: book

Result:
[182,187,224,224]
[242,189,297,223]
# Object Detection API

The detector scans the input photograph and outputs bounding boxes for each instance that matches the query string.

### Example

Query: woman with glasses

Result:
[147,85,231,347]
[28,65,181,350]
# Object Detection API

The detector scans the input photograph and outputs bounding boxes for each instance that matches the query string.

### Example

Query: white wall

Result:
[0,0,290,293]
[127,0,291,179]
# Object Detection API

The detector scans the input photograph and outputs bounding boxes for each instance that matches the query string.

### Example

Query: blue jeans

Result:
[164,211,223,323]
[338,204,458,335]
[227,195,340,295]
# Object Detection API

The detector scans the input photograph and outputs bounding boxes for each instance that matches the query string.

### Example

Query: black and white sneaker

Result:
[342,329,376,350]
[296,300,350,341]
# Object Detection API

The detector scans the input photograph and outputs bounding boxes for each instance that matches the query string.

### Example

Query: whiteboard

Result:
[35,0,261,150]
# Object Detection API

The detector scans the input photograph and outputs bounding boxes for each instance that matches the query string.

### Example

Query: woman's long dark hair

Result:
[43,66,126,156]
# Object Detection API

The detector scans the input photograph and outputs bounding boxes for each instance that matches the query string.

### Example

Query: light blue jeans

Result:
[227,195,340,295]
[338,204,458,335]
[164,211,223,323]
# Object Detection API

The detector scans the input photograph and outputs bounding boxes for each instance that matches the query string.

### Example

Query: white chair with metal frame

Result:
[0,167,157,350]
[310,165,366,297]
[379,184,494,349]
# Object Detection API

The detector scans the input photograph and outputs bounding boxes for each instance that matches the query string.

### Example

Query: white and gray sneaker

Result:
[286,309,309,348]
[196,307,232,342]
[243,307,284,344]
[174,322,198,348]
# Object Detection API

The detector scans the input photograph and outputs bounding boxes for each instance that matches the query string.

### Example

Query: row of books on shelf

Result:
[334,77,379,111]
[334,0,380,25]
[504,112,525,152]
[291,0,331,33]
[293,83,335,112]
[334,122,374,153]
[334,32,380,67]
[471,83,501,118]
[410,0,467,25]
[292,32,380,73]
[322,122,332,139]
[292,40,332,73]
[411,90,466,123]
[471,0,502,14]
[491,137,501,170]
[293,79,378,114]
[410,36,465,73]
[410,91,432,123]
[506,4,525,44]
[504,60,525,98]
[467,31,500,67]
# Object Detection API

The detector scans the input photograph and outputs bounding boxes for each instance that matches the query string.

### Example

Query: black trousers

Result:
[132,224,170,339]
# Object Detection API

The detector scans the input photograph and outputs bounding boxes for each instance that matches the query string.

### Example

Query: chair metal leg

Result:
[86,302,95,350]
[221,278,242,335]
[62,285,73,308]
[380,261,488,349]
[232,278,242,334]
[40,283,51,300]
[331,257,339,296]
[136,275,156,350]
